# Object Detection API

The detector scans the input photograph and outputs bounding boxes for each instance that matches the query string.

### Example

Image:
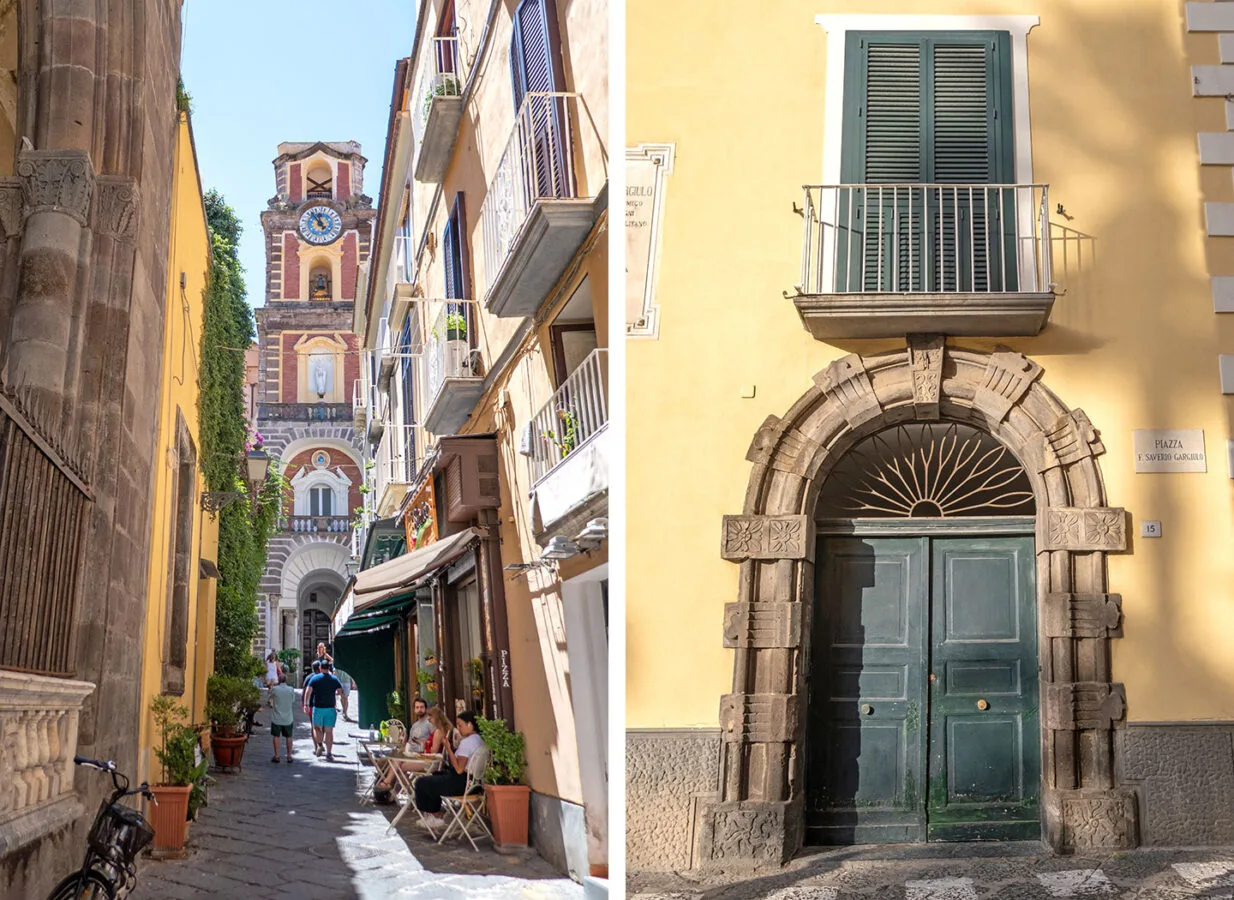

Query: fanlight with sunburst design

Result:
[816,423,1036,518]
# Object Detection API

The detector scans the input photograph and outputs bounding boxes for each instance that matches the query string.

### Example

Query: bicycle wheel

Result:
[47,870,115,900]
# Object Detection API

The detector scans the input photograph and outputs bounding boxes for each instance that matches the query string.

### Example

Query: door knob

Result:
[977,699,990,711]
[861,703,874,716]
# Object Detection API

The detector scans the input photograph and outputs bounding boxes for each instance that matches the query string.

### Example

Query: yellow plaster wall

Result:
[627,0,1234,728]
[137,112,217,783]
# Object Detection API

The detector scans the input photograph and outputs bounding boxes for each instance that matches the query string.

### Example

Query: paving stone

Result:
[131,698,581,899]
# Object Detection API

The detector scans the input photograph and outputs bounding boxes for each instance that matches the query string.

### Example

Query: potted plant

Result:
[276,648,300,678]
[476,717,530,848]
[149,695,210,853]
[417,665,439,703]
[423,74,463,116]
[206,674,261,770]
[544,407,580,458]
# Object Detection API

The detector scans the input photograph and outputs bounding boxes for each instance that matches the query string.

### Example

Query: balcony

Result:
[367,382,387,444]
[257,402,352,423]
[481,92,599,318]
[412,36,466,184]
[352,379,367,431]
[526,349,608,538]
[423,301,484,436]
[794,184,1055,339]
[374,423,419,515]
[393,234,415,288]
[284,515,353,534]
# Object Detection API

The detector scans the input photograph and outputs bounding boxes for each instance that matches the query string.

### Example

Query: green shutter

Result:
[838,31,1015,293]
[841,31,1013,185]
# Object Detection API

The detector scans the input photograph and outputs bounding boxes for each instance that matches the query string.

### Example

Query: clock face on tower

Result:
[298,206,343,245]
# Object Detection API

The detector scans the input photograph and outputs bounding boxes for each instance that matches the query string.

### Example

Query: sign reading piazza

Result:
[1133,428,1207,473]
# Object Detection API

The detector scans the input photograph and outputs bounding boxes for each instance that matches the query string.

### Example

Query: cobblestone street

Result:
[630,844,1234,899]
[131,697,583,899]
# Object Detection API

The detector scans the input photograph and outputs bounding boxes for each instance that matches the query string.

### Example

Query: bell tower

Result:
[251,141,377,656]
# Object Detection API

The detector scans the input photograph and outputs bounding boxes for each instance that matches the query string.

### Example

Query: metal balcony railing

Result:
[375,422,420,488]
[528,348,608,485]
[285,515,353,534]
[412,35,465,149]
[424,300,481,411]
[799,184,1052,296]
[481,92,581,295]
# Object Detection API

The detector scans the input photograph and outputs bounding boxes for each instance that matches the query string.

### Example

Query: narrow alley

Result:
[131,702,583,900]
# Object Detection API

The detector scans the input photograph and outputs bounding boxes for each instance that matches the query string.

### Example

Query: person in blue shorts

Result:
[302,662,344,761]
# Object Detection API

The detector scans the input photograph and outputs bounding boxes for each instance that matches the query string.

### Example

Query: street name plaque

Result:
[1133,428,1207,473]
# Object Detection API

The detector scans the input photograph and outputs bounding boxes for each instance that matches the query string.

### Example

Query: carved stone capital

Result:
[972,348,1043,423]
[92,177,139,240]
[0,177,22,239]
[1044,593,1123,638]
[721,514,813,561]
[723,603,804,648]
[1059,789,1137,852]
[814,354,882,428]
[720,693,798,743]
[1040,409,1105,471]
[698,799,800,869]
[907,334,945,421]
[1045,682,1127,731]
[745,415,824,477]
[1041,507,1127,551]
[16,150,95,226]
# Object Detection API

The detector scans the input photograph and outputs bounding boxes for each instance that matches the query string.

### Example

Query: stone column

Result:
[4,150,94,423]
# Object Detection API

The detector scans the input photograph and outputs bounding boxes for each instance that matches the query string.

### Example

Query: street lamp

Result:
[245,448,271,488]
[201,449,274,514]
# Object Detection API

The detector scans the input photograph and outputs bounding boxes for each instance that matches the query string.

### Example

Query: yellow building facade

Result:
[137,112,218,784]
[627,0,1234,872]
[347,0,608,884]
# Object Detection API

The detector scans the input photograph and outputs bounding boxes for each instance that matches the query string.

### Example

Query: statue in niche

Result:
[310,272,330,299]
[310,356,331,398]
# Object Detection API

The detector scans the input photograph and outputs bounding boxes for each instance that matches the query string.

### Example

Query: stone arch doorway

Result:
[703,339,1133,870]
[297,567,345,663]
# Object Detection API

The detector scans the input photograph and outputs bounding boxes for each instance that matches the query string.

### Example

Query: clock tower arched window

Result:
[306,160,333,200]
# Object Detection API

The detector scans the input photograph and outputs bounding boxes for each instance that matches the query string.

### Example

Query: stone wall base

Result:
[1118,723,1234,846]
[529,790,588,881]
[626,729,721,872]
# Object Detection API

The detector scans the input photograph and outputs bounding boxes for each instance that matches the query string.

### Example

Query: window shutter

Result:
[843,32,1012,185]
[511,0,555,111]
[442,214,458,300]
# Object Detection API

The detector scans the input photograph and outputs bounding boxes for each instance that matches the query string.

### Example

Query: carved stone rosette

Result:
[15,150,95,226]
[0,671,94,853]
[1059,790,1138,852]
[1041,507,1127,551]
[721,514,813,561]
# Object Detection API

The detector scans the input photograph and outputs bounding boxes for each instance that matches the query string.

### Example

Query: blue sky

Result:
[181,1,416,308]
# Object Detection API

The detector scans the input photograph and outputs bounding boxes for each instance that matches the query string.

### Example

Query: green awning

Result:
[337,613,401,636]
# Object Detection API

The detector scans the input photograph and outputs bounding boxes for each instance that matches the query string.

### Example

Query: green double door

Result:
[806,535,1040,843]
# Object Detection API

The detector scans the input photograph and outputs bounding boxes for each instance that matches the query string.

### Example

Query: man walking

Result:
[268,671,296,762]
[408,697,432,750]
[302,660,323,755]
[303,662,344,761]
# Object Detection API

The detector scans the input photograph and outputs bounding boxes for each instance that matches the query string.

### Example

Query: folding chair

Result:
[385,753,443,833]
[436,745,493,851]
[382,719,407,749]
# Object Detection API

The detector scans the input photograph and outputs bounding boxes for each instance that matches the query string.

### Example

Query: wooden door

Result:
[301,609,331,666]
[807,534,1038,844]
[927,537,1039,840]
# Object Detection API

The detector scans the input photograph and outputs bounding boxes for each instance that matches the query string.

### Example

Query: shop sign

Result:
[404,476,439,549]
[1133,429,1207,473]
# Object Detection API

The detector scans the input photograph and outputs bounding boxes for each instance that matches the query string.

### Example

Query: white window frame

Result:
[291,467,350,517]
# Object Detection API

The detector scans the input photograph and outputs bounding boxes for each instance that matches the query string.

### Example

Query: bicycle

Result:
[47,755,157,900]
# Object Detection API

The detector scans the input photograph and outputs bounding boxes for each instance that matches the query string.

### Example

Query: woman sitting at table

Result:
[373,707,452,803]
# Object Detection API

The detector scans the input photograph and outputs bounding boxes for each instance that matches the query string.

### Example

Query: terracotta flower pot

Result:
[211,733,248,770]
[148,784,192,850]
[485,784,530,847]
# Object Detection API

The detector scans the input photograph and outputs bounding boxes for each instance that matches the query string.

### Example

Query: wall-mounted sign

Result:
[1133,429,1207,473]
[626,143,674,339]
[404,476,439,550]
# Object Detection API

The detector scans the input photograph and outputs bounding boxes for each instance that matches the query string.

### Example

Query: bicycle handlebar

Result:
[73,755,155,804]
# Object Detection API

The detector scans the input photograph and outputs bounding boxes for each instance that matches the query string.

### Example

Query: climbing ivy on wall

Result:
[200,190,280,678]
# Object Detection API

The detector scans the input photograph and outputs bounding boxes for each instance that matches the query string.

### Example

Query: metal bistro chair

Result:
[385,752,444,833]
[435,744,493,851]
